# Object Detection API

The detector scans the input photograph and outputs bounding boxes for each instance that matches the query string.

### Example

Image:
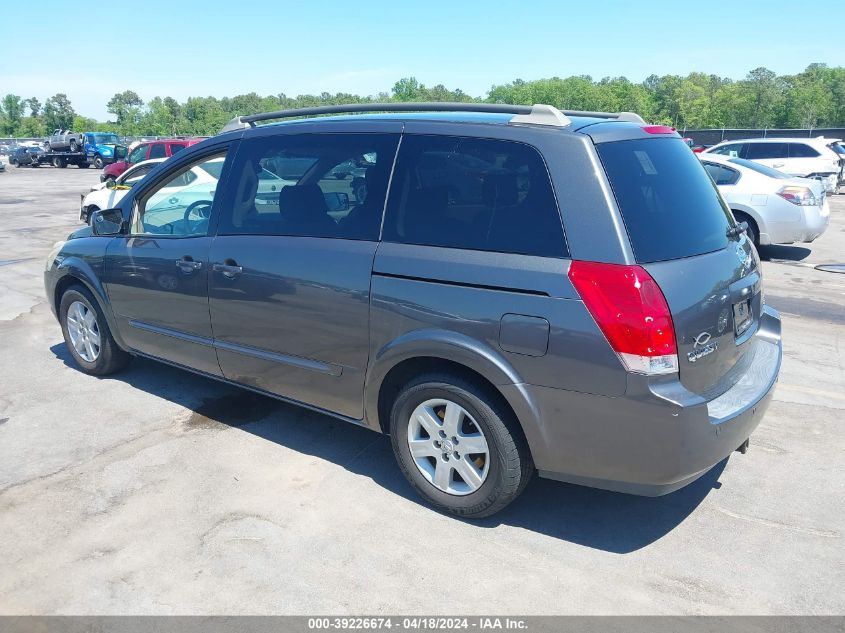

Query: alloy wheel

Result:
[66,301,101,362]
[406,398,490,496]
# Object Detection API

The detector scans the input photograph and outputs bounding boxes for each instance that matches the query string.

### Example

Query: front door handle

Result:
[213,260,243,279]
[175,257,202,272]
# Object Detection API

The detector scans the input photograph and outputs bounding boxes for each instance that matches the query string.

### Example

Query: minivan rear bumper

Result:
[505,305,782,496]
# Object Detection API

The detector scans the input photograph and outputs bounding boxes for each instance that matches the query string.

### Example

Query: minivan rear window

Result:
[597,138,732,263]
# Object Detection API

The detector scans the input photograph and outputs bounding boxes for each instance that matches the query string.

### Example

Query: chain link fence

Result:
[680,128,845,146]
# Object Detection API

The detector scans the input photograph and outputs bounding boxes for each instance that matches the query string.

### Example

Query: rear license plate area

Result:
[733,298,752,337]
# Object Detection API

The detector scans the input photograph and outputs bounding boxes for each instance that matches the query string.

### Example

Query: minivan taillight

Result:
[568,261,678,376]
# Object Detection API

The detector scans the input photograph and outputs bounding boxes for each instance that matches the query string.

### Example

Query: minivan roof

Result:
[255,111,614,131]
[220,102,648,137]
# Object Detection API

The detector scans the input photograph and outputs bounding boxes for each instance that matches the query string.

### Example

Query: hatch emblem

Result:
[693,332,712,347]
[688,331,717,363]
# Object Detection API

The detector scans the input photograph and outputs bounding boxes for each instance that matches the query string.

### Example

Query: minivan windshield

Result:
[597,137,733,263]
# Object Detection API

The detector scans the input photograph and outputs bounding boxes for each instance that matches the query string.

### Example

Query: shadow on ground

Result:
[51,344,726,553]
[758,244,812,261]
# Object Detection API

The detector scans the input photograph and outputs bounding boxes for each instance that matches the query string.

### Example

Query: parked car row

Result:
[100,138,204,182]
[8,145,46,167]
[701,136,844,194]
[699,153,830,246]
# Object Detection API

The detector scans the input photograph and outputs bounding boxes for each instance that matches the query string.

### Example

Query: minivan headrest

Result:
[278,184,328,220]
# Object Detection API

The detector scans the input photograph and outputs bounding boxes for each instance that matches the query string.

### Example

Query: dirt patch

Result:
[185,391,280,429]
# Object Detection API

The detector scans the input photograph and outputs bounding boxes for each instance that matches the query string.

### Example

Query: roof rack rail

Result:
[559,109,646,124]
[219,102,645,134]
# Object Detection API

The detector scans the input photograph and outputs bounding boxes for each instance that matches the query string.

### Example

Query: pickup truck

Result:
[47,129,85,152]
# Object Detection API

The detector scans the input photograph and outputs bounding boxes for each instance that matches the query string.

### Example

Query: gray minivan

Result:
[45,103,782,517]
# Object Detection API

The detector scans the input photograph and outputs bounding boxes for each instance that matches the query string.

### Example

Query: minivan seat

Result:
[278,184,337,235]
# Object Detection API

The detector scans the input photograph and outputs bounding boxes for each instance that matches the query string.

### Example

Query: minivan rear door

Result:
[595,136,761,397]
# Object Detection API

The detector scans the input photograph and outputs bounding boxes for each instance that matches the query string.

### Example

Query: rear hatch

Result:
[595,135,761,397]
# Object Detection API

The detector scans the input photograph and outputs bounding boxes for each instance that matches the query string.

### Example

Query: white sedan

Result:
[80,158,167,224]
[699,154,830,246]
[81,157,294,224]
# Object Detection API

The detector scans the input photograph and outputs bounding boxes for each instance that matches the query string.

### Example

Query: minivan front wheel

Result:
[390,374,533,518]
[59,286,129,375]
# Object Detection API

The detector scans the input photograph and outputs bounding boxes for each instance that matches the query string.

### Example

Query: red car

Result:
[100,138,204,182]
[681,137,708,153]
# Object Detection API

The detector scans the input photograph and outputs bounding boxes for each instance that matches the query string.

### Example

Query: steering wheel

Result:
[183,200,213,232]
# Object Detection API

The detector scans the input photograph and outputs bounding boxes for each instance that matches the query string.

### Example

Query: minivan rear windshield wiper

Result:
[727,221,748,239]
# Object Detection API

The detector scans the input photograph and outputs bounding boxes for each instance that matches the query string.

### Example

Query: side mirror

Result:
[91,208,126,236]
[105,179,117,190]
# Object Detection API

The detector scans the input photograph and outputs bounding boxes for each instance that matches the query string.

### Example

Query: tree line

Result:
[2,64,844,139]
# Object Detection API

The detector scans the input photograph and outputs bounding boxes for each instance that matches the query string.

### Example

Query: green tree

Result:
[43,94,75,131]
[25,97,41,117]
[18,117,45,137]
[107,90,144,133]
[1,94,24,135]
[392,77,424,102]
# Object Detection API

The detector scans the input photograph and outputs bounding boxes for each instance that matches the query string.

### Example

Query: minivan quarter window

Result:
[382,135,567,257]
[218,133,400,240]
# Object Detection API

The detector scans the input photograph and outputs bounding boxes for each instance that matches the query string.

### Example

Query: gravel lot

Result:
[0,164,843,615]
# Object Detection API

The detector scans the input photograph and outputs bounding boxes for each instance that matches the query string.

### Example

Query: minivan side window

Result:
[132,151,227,237]
[170,143,187,155]
[746,143,787,159]
[217,133,400,240]
[382,135,567,257]
[788,143,820,158]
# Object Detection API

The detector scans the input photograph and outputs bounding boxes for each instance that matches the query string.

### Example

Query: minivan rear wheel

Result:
[390,373,533,518]
[59,286,130,375]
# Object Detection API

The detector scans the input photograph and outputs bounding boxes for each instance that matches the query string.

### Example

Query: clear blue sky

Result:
[2,0,842,120]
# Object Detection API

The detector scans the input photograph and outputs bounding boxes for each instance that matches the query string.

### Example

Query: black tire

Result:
[93,156,104,170]
[733,211,758,247]
[390,373,533,518]
[53,157,66,168]
[59,285,130,376]
[85,205,99,225]
[69,139,79,152]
